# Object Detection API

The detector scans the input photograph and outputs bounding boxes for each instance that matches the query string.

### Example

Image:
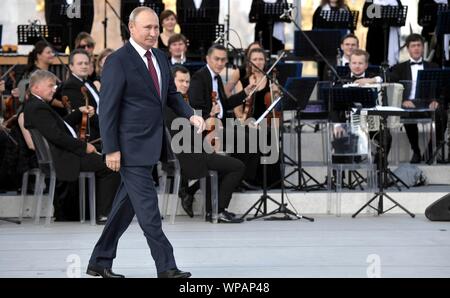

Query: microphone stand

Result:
[225,39,313,222]
[104,0,130,45]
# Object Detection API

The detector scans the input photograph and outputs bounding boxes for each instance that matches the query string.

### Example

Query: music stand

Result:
[352,108,415,218]
[181,24,224,58]
[416,69,450,164]
[268,61,303,88]
[294,30,345,62]
[436,11,450,67]
[362,5,408,67]
[280,77,325,191]
[17,25,63,49]
[317,10,359,31]
[419,3,448,28]
[259,2,291,54]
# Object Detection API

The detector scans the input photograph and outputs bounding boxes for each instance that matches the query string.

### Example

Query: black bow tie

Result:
[410,61,423,66]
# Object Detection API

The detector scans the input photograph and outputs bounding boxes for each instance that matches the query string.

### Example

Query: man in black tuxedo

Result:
[61,49,101,148]
[176,0,219,25]
[389,33,448,163]
[189,45,260,188]
[23,70,119,223]
[166,65,245,223]
[168,34,189,66]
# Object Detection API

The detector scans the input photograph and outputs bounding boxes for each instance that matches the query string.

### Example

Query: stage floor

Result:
[1,215,449,278]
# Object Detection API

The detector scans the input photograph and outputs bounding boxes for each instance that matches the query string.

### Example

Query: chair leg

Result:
[88,175,96,226]
[34,174,45,224]
[45,174,56,225]
[19,171,30,223]
[200,177,207,220]
[79,177,86,223]
[209,172,219,224]
[170,171,181,224]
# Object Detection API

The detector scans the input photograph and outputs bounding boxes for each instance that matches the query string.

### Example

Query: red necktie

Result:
[145,50,160,97]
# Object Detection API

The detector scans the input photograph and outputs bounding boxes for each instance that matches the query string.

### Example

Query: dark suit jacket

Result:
[24,96,86,181]
[189,66,247,120]
[99,42,194,167]
[61,74,100,142]
[389,60,439,102]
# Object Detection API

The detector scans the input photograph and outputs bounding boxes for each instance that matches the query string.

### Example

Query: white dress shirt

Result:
[409,58,424,100]
[73,74,100,108]
[129,37,162,96]
[193,0,203,9]
[207,64,224,119]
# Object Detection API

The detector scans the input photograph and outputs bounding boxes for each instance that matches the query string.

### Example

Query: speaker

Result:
[425,194,450,221]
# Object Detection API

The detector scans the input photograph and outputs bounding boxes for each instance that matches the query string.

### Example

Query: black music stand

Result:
[416,69,450,164]
[281,77,325,191]
[17,25,63,49]
[294,30,344,62]
[352,109,415,218]
[181,24,224,58]
[436,11,450,67]
[419,3,448,28]
[362,5,408,68]
[317,10,359,31]
[259,2,291,54]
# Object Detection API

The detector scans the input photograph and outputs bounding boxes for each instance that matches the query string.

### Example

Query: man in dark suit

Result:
[87,7,205,279]
[165,65,245,223]
[390,33,448,163]
[23,70,120,223]
[61,49,101,147]
[168,34,189,66]
[176,0,219,25]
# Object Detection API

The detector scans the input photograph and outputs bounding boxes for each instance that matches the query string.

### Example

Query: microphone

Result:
[280,7,294,20]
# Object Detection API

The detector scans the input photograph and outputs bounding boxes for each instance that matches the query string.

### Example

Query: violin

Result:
[205,91,221,152]
[61,95,72,115]
[79,87,90,142]
[2,67,19,122]
[182,93,189,104]
[264,69,281,127]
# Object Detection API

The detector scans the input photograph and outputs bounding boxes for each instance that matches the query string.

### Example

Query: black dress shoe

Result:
[157,268,191,278]
[410,151,421,164]
[180,193,194,218]
[96,216,108,225]
[86,264,125,278]
[222,210,236,218]
[240,180,260,190]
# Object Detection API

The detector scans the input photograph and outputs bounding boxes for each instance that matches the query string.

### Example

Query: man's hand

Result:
[244,83,257,96]
[106,151,121,172]
[190,115,206,134]
[429,100,439,110]
[334,125,346,138]
[353,78,375,86]
[402,100,416,109]
[210,102,221,117]
[79,105,96,118]
[86,143,97,154]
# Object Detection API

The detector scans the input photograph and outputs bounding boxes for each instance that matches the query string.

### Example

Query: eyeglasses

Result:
[78,44,94,49]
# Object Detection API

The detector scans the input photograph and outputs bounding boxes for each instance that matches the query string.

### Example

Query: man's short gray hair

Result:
[29,70,57,89]
[129,6,158,24]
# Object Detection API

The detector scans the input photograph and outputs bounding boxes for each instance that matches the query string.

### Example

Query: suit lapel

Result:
[405,62,412,81]
[125,42,160,100]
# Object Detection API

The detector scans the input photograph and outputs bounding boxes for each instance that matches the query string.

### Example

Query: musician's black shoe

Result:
[240,180,260,191]
[181,193,194,218]
[157,268,191,278]
[410,151,421,164]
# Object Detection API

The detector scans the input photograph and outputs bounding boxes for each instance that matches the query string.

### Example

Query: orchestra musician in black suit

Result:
[389,34,448,163]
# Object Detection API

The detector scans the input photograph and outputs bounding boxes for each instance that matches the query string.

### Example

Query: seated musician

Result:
[23,70,120,224]
[74,32,97,82]
[389,33,448,163]
[338,34,359,67]
[168,34,189,66]
[165,65,245,223]
[335,49,391,162]
[61,49,101,150]
[189,44,259,191]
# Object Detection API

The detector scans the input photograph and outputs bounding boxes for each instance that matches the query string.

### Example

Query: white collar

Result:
[129,37,153,58]
[32,93,44,101]
[409,58,423,63]
[206,64,218,80]
[72,73,86,82]
[351,72,365,78]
